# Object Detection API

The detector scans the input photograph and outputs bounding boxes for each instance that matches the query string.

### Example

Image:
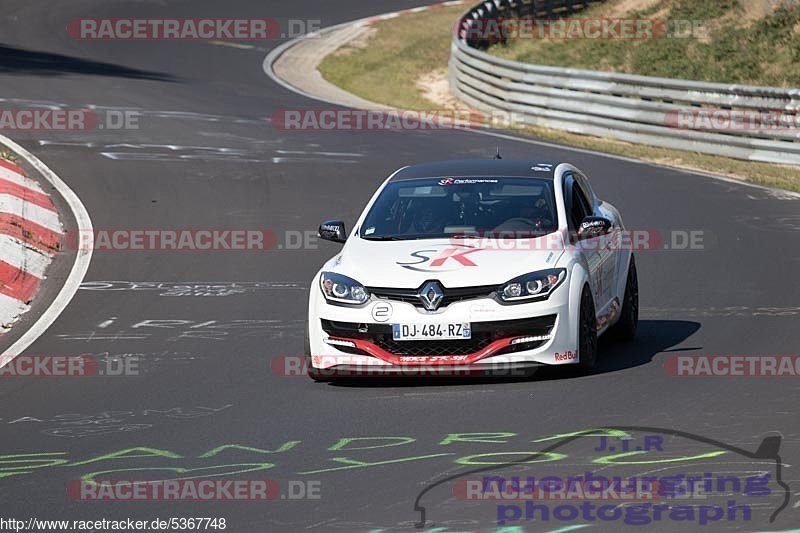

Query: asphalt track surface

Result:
[0,1,799,531]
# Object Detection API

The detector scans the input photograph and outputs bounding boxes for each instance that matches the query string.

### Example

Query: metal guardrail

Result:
[451,0,800,165]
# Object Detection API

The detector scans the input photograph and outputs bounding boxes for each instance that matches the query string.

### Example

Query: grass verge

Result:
[0,147,19,165]
[492,0,800,87]
[318,5,800,192]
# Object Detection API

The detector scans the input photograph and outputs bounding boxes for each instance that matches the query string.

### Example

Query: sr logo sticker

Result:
[397,245,483,272]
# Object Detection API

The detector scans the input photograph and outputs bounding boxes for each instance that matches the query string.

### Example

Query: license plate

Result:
[392,323,471,341]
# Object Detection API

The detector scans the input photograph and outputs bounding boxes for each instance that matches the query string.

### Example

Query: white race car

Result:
[306,159,637,380]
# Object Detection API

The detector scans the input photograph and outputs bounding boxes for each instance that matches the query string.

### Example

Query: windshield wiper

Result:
[361,235,408,241]
[361,234,440,241]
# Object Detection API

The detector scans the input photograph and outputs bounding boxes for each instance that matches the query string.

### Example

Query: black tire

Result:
[577,286,598,373]
[305,321,334,382]
[611,255,638,341]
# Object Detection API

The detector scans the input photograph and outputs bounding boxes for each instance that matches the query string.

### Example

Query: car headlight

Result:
[497,268,566,303]
[320,272,369,305]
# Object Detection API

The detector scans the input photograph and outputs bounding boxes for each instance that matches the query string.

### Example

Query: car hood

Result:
[327,235,565,288]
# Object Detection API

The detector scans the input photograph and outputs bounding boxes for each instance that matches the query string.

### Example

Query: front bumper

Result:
[308,282,580,376]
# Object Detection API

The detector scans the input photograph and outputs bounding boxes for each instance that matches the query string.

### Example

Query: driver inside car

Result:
[408,198,451,234]
[492,196,554,235]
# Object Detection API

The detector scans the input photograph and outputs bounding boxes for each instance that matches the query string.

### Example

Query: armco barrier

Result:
[451,0,800,165]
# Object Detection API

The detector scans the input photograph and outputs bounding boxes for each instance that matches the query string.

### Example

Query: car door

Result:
[574,173,617,309]
[564,173,603,307]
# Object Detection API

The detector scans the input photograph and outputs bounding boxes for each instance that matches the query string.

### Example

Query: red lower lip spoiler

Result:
[328,337,516,365]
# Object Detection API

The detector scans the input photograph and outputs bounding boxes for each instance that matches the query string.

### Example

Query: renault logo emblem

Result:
[418,281,444,311]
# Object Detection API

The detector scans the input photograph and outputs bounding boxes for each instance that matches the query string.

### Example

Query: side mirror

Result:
[577,216,612,241]
[318,220,347,244]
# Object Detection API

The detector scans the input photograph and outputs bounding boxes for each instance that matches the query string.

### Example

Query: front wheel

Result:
[611,255,638,341]
[577,286,598,373]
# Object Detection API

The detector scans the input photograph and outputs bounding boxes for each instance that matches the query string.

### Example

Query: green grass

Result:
[317,3,800,192]
[492,0,800,86]
[319,6,465,109]
[0,147,19,165]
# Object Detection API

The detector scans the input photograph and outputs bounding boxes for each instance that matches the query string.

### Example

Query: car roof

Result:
[388,159,560,182]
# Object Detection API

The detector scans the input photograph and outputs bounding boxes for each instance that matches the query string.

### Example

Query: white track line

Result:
[0,134,94,367]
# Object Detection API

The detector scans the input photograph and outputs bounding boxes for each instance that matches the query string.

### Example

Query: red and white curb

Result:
[0,158,63,334]
[0,134,93,368]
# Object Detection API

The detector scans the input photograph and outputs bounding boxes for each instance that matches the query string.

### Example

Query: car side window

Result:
[565,175,591,231]
[574,175,595,213]
[572,188,590,230]
[575,186,591,221]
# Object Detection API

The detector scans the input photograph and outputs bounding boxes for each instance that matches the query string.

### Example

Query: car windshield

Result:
[360,177,558,240]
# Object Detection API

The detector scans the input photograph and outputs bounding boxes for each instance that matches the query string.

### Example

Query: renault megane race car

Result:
[306,159,638,379]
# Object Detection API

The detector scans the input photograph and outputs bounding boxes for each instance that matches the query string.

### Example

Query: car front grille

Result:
[375,336,494,357]
[367,284,497,309]
[321,315,556,358]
